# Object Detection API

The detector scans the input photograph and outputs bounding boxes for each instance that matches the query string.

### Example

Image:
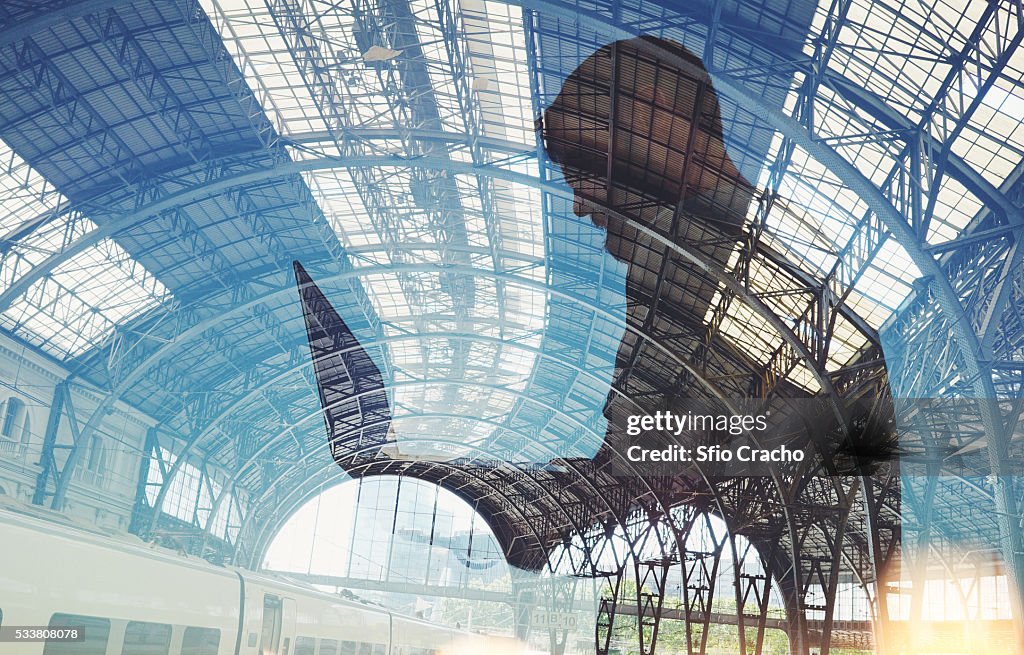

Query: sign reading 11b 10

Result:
[530,610,578,631]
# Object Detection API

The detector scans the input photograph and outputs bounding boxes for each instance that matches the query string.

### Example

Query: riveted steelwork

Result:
[292,257,899,654]
[1,0,1023,653]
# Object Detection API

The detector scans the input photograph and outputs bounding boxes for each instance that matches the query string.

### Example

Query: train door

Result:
[260,595,283,655]
[280,597,296,655]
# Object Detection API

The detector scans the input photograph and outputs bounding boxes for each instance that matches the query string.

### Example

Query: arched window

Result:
[265,476,513,631]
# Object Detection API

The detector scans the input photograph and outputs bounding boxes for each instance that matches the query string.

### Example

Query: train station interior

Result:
[1,0,1024,653]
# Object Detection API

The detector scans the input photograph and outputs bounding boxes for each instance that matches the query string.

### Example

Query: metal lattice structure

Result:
[1,0,1023,653]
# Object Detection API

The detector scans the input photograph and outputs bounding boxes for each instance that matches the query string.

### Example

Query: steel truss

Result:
[1,1,1023,653]
[289,262,901,654]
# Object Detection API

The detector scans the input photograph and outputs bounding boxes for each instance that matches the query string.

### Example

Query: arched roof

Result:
[1,0,1022,608]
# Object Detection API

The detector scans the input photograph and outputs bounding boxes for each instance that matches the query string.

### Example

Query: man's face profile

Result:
[563,174,635,263]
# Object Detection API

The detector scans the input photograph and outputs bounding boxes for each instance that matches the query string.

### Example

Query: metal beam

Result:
[31,381,66,506]
[0,0,125,49]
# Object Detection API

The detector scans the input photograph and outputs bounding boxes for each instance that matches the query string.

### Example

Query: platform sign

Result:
[530,609,578,631]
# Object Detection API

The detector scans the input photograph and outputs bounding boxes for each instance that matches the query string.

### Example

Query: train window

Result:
[43,613,109,655]
[339,641,356,655]
[122,621,172,655]
[318,639,338,655]
[295,637,315,655]
[181,627,220,655]
[371,646,385,655]
[357,643,372,655]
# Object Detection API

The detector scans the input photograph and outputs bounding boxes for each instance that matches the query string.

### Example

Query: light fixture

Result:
[362,45,402,63]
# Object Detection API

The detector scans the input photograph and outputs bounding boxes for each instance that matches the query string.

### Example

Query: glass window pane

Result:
[318,639,338,655]
[295,637,316,655]
[122,621,171,655]
[181,627,220,655]
[43,614,109,655]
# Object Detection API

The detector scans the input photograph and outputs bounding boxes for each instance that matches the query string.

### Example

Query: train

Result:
[0,506,515,655]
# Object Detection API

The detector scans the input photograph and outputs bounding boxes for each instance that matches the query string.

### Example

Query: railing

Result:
[0,438,27,459]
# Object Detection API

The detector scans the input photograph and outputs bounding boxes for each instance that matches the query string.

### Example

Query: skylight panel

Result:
[827,318,867,369]
[1,232,170,358]
[460,0,536,146]
[0,139,73,293]
[924,176,983,244]
[803,0,1024,250]
[200,0,323,135]
[715,299,820,393]
[758,144,858,273]
[787,366,821,394]
[846,288,899,330]
[0,138,170,359]
[0,139,64,237]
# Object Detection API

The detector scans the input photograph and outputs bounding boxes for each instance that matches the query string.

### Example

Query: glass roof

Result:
[706,0,1024,385]
[806,0,1024,239]
[0,139,170,359]
[0,1,1019,614]
[0,0,1019,396]
[202,0,547,455]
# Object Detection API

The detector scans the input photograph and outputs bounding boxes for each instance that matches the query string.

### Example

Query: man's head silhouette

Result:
[539,35,752,262]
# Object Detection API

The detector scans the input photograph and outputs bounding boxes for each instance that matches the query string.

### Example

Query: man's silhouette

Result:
[540,36,757,470]
[539,35,895,475]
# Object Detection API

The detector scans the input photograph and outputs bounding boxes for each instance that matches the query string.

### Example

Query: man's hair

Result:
[539,35,748,212]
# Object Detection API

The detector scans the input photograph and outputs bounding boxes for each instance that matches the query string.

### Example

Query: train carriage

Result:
[0,508,492,655]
